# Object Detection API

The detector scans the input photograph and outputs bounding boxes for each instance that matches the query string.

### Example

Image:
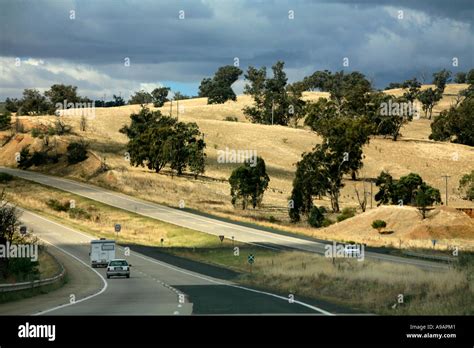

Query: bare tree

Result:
[451,94,464,108]
[354,181,368,212]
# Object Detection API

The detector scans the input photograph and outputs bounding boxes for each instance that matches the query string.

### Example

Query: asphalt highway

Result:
[1,208,342,315]
[0,167,449,271]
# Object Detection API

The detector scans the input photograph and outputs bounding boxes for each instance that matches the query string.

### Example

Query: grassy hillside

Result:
[0,84,473,248]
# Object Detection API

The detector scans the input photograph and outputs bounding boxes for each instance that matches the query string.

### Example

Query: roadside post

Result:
[115,223,121,242]
[19,225,27,235]
[248,254,255,273]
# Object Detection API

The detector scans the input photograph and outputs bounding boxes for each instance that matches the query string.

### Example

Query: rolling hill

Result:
[1,84,473,249]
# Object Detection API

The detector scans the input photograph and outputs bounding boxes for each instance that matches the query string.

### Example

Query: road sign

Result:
[115,224,121,233]
[247,254,255,264]
[219,235,224,242]
[19,226,27,235]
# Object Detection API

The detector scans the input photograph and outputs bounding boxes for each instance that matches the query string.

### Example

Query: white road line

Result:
[7,169,321,249]
[24,208,333,315]
[32,237,108,316]
[125,245,333,315]
[3,168,446,269]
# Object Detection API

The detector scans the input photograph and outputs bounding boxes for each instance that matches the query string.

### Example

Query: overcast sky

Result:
[0,0,473,100]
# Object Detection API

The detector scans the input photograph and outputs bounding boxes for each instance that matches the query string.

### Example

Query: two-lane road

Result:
[0,167,449,271]
[2,209,341,315]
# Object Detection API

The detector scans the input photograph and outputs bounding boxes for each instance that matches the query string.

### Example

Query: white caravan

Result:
[90,239,116,267]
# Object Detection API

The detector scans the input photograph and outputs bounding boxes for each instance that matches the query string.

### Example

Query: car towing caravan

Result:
[90,238,116,268]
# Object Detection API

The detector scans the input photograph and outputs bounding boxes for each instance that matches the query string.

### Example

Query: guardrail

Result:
[402,250,456,263]
[0,252,66,293]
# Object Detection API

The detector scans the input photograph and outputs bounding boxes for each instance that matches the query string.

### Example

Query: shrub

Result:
[46,199,69,212]
[308,206,325,227]
[0,173,13,183]
[224,116,239,122]
[7,257,39,281]
[17,146,32,169]
[69,207,91,220]
[337,207,356,222]
[67,141,89,165]
[321,217,333,227]
[0,111,11,131]
[47,126,56,136]
[20,149,59,168]
[372,219,387,233]
[53,120,72,135]
[31,127,42,138]
[30,151,49,166]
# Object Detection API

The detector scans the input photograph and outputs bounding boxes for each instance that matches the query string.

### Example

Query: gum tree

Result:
[229,157,270,209]
[243,61,305,126]
[199,65,242,104]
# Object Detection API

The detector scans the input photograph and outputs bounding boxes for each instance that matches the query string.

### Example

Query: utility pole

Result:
[441,175,450,206]
[169,99,172,117]
[176,98,179,121]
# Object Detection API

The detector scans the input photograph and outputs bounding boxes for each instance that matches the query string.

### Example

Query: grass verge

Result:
[3,176,473,314]
[0,250,67,304]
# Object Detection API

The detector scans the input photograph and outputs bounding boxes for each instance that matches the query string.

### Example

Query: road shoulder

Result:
[0,244,103,315]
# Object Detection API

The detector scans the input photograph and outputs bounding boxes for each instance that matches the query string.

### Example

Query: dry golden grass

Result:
[37,250,62,279]
[241,250,473,314]
[4,177,473,315]
[2,178,231,249]
[318,205,474,250]
[384,84,468,117]
[170,243,474,314]
[1,84,473,249]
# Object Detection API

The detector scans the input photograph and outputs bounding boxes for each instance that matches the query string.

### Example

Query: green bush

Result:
[30,151,49,166]
[69,207,91,220]
[308,206,325,227]
[223,116,239,122]
[321,217,333,227]
[46,199,69,212]
[0,173,14,183]
[31,127,42,138]
[17,146,32,169]
[337,207,356,222]
[372,219,387,233]
[67,141,89,165]
[7,257,39,281]
[17,146,59,169]
[0,112,11,131]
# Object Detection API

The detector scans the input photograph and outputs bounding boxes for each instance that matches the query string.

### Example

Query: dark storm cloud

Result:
[0,0,472,99]
[323,0,474,23]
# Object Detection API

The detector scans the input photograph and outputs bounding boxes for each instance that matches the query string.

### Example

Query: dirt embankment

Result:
[319,205,474,249]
